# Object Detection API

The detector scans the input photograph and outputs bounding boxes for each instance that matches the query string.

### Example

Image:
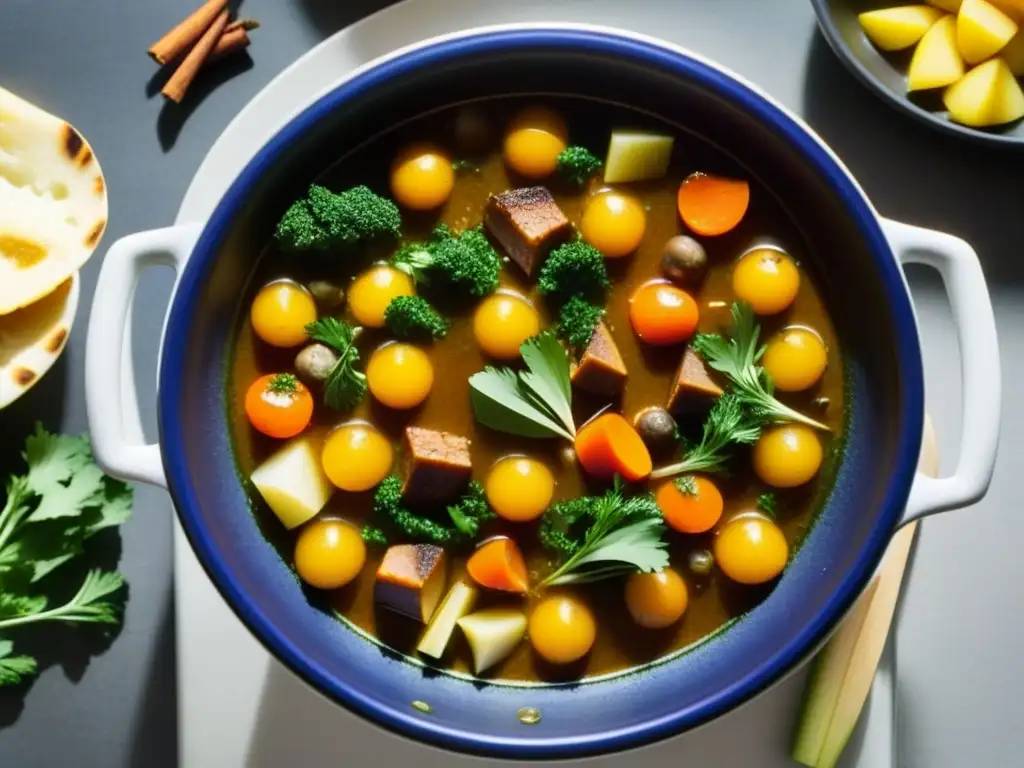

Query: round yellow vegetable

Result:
[714,515,789,585]
[472,292,541,360]
[366,343,434,410]
[294,519,366,590]
[348,265,415,328]
[580,193,646,258]
[250,280,317,348]
[485,456,555,523]
[753,425,823,488]
[321,422,393,492]
[503,106,568,179]
[529,595,596,665]
[762,326,828,392]
[624,568,689,629]
[732,248,800,315]
[389,143,455,211]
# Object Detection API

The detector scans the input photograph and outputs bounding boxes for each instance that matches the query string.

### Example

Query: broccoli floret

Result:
[390,224,500,299]
[556,296,604,353]
[274,184,401,251]
[557,146,603,185]
[384,295,449,340]
[537,240,610,303]
[369,476,493,545]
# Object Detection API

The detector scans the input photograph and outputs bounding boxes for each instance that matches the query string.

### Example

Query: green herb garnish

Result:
[384,295,449,340]
[469,332,576,441]
[538,478,668,588]
[650,393,763,479]
[304,317,367,411]
[692,302,830,431]
[390,224,500,299]
[368,476,494,546]
[274,185,401,252]
[675,475,699,496]
[556,296,603,353]
[537,240,610,304]
[0,426,133,686]
[758,492,780,518]
[267,373,298,395]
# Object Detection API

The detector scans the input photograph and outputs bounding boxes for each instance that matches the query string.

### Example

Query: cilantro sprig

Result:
[0,426,133,686]
[305,317,367,411]
[537,478,669,588]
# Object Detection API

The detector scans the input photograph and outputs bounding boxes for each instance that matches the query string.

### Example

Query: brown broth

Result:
[227,98,846,683]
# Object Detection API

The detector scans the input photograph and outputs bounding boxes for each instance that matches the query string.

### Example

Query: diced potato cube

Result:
[417,581,477,659]
[958,0,1018,63]
[859,6,944,51]
[929,0,962,11]
[908,15,966,90]
[250,435,334,530]
[1000,29,1024,72]
[457,608,527,675]
[944,57,1024,125]
[603,132,674,184]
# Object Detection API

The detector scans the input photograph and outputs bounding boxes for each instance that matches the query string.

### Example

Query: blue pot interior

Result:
[159,29,923,758]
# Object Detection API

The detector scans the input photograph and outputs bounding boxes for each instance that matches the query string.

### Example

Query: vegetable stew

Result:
[228,98,845,682]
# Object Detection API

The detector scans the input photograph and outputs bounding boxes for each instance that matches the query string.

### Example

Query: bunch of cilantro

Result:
[0,425,133,686]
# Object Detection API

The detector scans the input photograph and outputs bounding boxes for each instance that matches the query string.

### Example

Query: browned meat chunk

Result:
[484,187,572,276]
[570,321,628,397]
[375,544,447,623]
[402,427,472,506]
[667,347,724,414]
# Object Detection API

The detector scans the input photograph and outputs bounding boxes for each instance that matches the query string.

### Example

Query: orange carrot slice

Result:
[466,537,529,594]
[574,412,653,482]
[677,172,750,237]
[656,476,724,534]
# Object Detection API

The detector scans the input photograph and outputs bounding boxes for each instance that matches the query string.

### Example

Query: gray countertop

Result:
[1,1,1022,766]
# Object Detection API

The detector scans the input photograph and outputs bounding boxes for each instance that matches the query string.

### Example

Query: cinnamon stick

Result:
[162,10,229,103]
[207,19,259,62]
[148,0,228,66]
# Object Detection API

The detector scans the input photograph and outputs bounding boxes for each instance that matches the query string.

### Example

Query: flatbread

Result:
[0,273,78,409]
[0,87,107,314]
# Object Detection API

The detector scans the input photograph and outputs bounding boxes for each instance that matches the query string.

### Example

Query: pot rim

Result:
[157,24,925,758]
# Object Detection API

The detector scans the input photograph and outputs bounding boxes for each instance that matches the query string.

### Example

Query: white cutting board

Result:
[166,1,901,765]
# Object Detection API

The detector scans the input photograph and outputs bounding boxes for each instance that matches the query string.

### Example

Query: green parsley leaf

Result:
[24,428,93,495]
[0,593,47,620]
[0,639,37,686]
[305,318,367,411]
[28,464,105,523]
[758,492,780,519]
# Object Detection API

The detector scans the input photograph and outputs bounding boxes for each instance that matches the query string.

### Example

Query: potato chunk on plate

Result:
[908,15,966,90]
[957,0,1018,64]
[859,5,943,51]
[944,57,1024,125]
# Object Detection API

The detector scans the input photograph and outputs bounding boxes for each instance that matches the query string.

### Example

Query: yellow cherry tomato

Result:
[503,106,568,179]
[348,265,415,328]
[389,143,455,211]
[624,568,689,629]
[732,248,801,315]
[294,519,367,589]
[529,595,596,665]
[580,193,646,258]
[321,422,393,491]
[715,515,789,585]
[753,425,823,488]
[485,456,555,522]
[763,326,828,392]
[250,280,317,348]
[366,343,434,409]
[472,292,541,360]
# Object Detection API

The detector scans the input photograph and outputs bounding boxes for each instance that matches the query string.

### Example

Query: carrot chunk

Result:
[466,537,529,594]
[574,412,653,482]
[677,173,750,237]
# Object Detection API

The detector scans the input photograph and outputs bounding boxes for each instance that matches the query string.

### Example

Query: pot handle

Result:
[882,218,1001,525]
[85,224,201,488]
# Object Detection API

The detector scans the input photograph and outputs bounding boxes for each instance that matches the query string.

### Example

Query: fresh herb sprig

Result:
[0,426,133,687]
[538,478,668,588]
[692,302,830,432]
[758,492,780,518]
[469,332,576,441]
[366,476,495,546]
[650,393,763,479]
[304,317,367,411]
[556,296,603,353]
